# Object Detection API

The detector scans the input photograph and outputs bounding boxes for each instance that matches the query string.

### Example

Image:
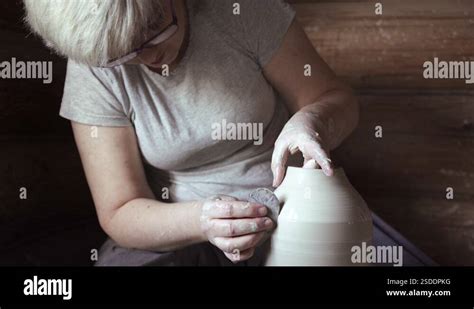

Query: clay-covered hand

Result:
[272,105,335,187]
[199,195,274,263]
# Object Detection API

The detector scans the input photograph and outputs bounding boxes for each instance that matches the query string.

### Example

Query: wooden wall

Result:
[0,0,473,265]
[291,0,474,265]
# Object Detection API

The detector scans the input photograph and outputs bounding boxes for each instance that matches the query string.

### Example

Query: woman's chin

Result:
[149,55,178,68]
[147,63,163,69]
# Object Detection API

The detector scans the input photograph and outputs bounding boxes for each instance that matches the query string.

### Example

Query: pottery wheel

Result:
[248,188,280,224]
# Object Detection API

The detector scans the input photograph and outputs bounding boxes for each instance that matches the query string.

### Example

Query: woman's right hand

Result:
[199,195,275,263]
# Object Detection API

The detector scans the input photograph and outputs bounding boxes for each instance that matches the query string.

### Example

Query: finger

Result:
[213,231,267,254]
[224,247,255,263]
[271,140,290,187]
[300,141,334,176]
[210,217,274,237]
[202,200,267,219]
[207,195,239,202]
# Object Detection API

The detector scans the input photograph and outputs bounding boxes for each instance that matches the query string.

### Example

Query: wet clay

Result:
[264,167,373,266]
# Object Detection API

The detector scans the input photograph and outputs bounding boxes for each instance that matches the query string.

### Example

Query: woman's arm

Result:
[263,19,359,185]
[71,123,203,251]
[71,122,273,259]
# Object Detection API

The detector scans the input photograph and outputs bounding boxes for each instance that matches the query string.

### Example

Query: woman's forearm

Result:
[103,198,205,252]
[299,88,359,151]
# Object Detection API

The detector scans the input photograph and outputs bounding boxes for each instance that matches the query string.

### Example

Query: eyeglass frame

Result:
[102,0,178,68]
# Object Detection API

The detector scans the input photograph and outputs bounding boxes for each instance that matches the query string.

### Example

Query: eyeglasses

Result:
[102,0,178,68]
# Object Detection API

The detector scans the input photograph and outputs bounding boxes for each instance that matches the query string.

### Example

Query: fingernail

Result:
[324,167,334,176]
[258,207,267,216]
[264,218,273,227]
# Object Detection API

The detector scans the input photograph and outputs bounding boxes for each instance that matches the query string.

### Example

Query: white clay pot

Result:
[264,167,373,266]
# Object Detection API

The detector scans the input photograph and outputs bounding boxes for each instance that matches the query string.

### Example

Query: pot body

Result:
[264,167,373,266]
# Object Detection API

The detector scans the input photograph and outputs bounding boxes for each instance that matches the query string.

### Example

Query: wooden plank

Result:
[3,0,474,92]
[364,197,474,266]
[335,92,474,198]
[292,0,474,90]
[332,92,474,266]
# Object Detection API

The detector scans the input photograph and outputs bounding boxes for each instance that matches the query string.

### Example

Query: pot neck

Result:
[280,167,348,189]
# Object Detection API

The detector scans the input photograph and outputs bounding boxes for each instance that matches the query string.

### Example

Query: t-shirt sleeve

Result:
[60,60,132,127]
[228,0,296,68]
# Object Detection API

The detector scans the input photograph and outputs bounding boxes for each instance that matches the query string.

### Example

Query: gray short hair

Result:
[23,0,165,66]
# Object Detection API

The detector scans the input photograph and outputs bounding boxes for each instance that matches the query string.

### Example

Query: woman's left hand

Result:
[259,17,360,187]
[271,106,334,187]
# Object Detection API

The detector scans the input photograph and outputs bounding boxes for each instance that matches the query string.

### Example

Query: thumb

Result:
[271,142,290,187]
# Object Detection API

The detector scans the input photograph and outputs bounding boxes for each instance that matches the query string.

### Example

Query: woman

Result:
[23,0,358,266]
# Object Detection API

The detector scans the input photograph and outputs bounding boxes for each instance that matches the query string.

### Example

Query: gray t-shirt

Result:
[60,0,296,202]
